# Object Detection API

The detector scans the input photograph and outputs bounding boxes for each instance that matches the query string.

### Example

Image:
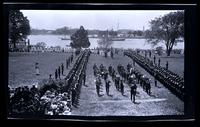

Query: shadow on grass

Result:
[156,86,162,88]
[149,94,157,98]
[122,94,128,97]
[72,104,79,108]
[133,101,141,105]
[98,94,104,97]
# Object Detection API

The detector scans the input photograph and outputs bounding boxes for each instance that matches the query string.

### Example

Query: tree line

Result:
[30,27,145,37]
[9,10,184,56]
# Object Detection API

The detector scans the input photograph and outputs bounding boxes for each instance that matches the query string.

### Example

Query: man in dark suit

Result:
[130,81,137,103]
[95,76,101,97]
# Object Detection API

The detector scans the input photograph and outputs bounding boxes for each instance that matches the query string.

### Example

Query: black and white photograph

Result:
[8,9,185,117]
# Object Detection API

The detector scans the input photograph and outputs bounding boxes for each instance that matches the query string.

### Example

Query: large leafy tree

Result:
[36,42,47,48]
[70,26,90,49]
[145,11,184,56]
[9,10,30,51]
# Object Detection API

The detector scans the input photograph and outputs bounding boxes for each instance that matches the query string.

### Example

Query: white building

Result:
[30,45,45,52]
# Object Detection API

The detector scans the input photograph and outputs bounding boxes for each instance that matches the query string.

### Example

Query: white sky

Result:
[21,10,178,31]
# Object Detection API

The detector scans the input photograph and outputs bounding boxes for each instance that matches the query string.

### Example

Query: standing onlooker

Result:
[130,81,137,103]
[149,50,151,58]
[71,87,76,107]
[105,79,111,96]
[153,55,156,64]
[145,51,147,58]
[146,79,151,95]
[48,74,54,85]
[82,72,86,86]
[71,54,73,63]
[111,50,114,58]
[154,72,158,87]
[158,58,161,67]
[55,69,58,80]
[166,61,169,70]
[95,77,101,97]
[61,63,64,75]
[35,62,40,75]
[133,60,135,66]
[66,59,69,69]
[120,79,124,95]
[58,66,61,79]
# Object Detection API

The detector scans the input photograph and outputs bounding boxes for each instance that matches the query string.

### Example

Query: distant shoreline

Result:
[29,34,146,39]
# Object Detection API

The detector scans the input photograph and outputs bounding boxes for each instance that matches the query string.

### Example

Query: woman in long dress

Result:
[35,62,40,75]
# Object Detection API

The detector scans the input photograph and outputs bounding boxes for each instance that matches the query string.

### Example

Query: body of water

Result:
[28,35,184,50]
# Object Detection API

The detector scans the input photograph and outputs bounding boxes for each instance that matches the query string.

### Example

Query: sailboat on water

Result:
[61,35,71,40]
[101,29,125,42]
[108,22,125,41]
[61,27,71,40]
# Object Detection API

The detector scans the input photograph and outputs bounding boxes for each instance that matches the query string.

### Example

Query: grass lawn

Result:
[9,52,75,88]
[139,52,184,77]
[71,53,184,116]
[9,51,184,116]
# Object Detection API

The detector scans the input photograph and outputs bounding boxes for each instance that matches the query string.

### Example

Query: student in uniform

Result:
[166,61,169,70]
[61,63,64,75]
[48,74,55,86]
[55,69,58,80]
[103,71,108,81]
[93,63,97,70]
[71,54,74,62]
[108,65,112,75]
[115,76,120,91]
[66,59,69,69]
[153,55,156,64]
[120,79,124,95]
[95,76,101,97]
[145,51,147,58]
[58,66,61,79]
[82,72,86,86]
[149,50,151,58]
[111,50,114,58]
[35,62,40,75]
[105,79,111,96]
[130,81,137,103]
[71,87,76,107]
[158,58,161,67]
[127,63,131,73]
[67,58,70,67]
[133,60,136,66]
[154,72,158,87]
[146,79,151,95]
